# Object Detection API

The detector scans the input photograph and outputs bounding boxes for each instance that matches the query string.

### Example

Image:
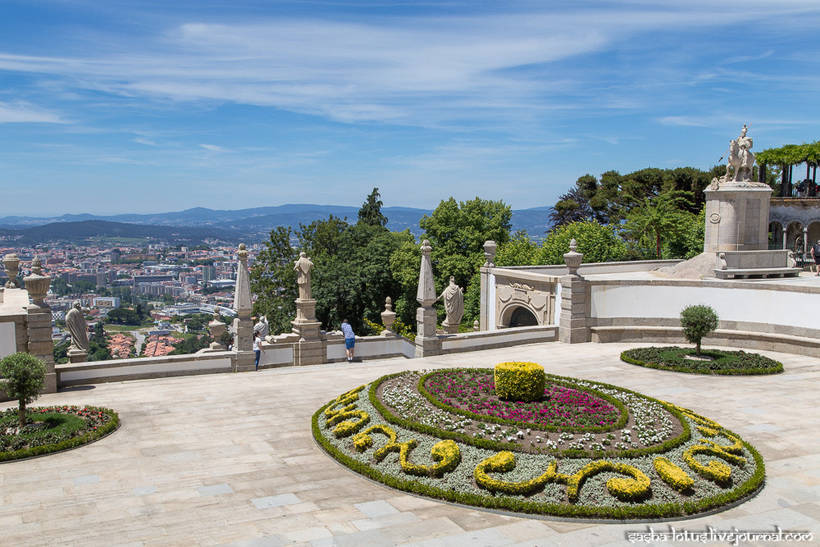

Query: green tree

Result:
[0,353,46,428]
[622,192,696,259]
[538,221,629,265]
[88,323,112,361]
[250,226,298,335]
[419,197,511,323]
[53,339,70,364]
[680,305,718,355]
[358,187,388,228]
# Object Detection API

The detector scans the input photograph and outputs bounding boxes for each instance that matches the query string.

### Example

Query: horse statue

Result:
[711,124,755,189]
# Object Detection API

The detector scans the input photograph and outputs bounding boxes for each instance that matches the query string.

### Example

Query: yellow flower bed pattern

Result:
[313,371,765,519]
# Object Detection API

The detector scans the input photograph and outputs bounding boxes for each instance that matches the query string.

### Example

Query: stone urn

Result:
[563,239,583,275]
[24,257,51,305]
[483,240,497,267]
[380,297,396,335]
[207,312,228,350]
[4,253,20,288]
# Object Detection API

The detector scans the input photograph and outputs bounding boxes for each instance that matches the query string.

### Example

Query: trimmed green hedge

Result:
[312,395,765,520]
[0,406,120,463]
[621,347,783,376]
[494,362,545,402]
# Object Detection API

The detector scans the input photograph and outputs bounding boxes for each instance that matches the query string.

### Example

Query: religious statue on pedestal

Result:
[65,301,89,353]
[437,276,464,330]
[294,252,314,300]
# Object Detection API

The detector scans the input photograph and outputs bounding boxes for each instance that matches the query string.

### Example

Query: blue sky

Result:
[0,0,819,216]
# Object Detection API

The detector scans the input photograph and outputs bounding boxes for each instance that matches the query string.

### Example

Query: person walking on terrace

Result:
[341,319,355,362]
[812,240,820,276]
[253,331,262,370]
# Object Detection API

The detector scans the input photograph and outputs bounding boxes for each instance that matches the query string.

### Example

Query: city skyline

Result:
[1,0,819,216]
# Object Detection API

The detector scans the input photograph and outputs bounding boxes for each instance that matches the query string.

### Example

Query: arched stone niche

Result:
[494,273,555,328]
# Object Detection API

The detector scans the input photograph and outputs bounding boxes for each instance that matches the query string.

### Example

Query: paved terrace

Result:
[1,342,818,547]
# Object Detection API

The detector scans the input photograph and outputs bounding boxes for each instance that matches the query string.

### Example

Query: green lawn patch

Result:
[621,347,783,375]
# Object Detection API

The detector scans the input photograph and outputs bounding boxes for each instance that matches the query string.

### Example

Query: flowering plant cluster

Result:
[424,369,620,430]
[0,405,119,462]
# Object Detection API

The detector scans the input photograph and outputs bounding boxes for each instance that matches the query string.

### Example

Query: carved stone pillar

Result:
[415,240,441,356]
[24,257,56,392]
[233,244,255,371]
[559,240,590,344]
[479,240,497,331]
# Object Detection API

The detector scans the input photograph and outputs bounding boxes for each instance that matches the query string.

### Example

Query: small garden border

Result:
[621,347,783,376]
[0,406,120,463]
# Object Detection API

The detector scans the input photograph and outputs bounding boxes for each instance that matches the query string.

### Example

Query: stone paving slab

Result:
[0,342,818,546]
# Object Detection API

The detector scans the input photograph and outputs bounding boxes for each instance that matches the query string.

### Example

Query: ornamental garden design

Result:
[312,361,765,520]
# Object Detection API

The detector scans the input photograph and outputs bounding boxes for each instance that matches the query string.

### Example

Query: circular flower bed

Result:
[422,369,623,430]
[313,368,765,520]
[621,347,783,375]
[0,405,119,462]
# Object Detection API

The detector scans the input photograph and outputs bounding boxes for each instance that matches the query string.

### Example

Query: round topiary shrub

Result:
[680,305,718,355]
[493,361,545,402]
[0,352,46,429]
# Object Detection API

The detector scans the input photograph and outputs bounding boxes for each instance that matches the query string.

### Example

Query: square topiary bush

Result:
[494,361,546,402]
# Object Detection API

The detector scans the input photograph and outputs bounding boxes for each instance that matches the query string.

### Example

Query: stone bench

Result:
[714,249,800,279]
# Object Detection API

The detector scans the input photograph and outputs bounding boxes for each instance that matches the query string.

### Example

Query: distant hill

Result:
[0,220,243,245]
[0,204,553,244]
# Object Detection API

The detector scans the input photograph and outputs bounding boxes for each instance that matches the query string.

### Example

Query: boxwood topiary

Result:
[494,361,545,402]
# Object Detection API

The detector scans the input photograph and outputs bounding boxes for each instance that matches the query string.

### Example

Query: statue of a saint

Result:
[65,301,89,353]
[437,276,464,329]
[294,252,314,300]
[253,315,269,339]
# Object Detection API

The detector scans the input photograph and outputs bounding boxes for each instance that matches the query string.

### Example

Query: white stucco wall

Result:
[0,321,15,359]
[590,283,817,330]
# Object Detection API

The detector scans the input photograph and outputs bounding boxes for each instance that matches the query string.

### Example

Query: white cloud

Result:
[0,3,818,129]
[0,101,65,124]
[199,143,227,152]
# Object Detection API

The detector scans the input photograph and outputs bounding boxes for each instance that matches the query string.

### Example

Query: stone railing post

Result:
[559,239,590,344]
[232,244,255,371]
[479,240,497,331]
[24,257,56,392]
[415,240,441,357]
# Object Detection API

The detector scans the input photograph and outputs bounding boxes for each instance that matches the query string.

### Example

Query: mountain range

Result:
[0,204,553,245]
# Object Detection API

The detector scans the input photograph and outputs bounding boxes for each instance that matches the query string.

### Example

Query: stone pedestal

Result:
[558,240,590,344]
[442,324,459,335]
[293,339,327,366]
[414,306,441,357]
[704,182,772,253]
[68,348,88,363]
[24,258,56,392]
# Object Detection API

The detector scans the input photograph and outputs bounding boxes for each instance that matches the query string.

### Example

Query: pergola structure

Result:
[757,141,820,197]
[758,141,820,257]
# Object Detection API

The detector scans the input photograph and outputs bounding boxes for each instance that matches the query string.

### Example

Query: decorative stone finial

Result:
[473,319,479,331]
[24,256,51,305]
[237,243,248,263]
[483,240,497,267]
[3,253,20,288]
[563,239,583,275]
[381,296,396,334]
